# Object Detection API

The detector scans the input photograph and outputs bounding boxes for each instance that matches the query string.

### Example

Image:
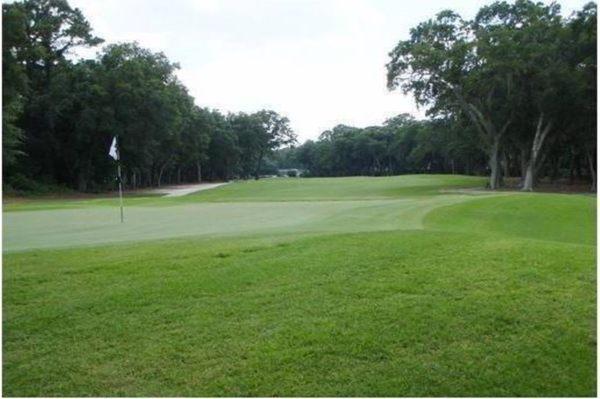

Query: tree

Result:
[2,3,28,174]
[564,2,597,190]
[251,110,296,179]
[386,1,597,190]
[282,114,488,178]
[99,43,184,187]
[178,107,211,183]
[3,0,103,183]
[207,113,240,181]
[387,9,515,189]
[474,1,565,190]
[47,60,112,190]
[18,0,103,84]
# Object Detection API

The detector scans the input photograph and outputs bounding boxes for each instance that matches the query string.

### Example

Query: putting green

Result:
[4,195,490,252]
[3,175,492,252]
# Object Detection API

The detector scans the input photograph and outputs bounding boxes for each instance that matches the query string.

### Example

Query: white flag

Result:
[108,136,119,160]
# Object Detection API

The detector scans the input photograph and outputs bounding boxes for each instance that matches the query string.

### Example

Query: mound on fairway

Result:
[2,175,596,396]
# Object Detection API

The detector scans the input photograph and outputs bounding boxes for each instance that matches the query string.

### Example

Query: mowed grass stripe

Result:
[3,229,595,396]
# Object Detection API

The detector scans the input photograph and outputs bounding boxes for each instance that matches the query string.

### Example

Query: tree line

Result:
[3,0,296,192]
[279,0,596,190]
[3,0,596,193]
[276,115,486,177]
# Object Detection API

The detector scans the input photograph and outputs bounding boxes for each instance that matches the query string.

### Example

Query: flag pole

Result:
[117,161,124,223]
[110,135,124,223]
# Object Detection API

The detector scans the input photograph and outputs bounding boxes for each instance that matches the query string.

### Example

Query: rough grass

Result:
[426,193,596,245]
[2,175,596,396]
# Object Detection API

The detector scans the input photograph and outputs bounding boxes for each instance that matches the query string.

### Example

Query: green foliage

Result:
[4,174,74,195]
[2,0,295,191]
[3,0,103,185]
[2,3,28,172]
[2,98,25,170]
[283,115,485,177]
[386,0,597,190]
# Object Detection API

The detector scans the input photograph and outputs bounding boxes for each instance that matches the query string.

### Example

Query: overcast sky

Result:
[69,0,590,142]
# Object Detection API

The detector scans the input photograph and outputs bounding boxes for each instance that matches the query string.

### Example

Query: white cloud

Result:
[186,0,221,14]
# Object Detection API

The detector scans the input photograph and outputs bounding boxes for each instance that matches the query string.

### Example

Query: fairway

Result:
[3,175,596,396]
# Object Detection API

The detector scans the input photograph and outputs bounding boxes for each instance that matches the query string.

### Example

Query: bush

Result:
[4,174,74,196]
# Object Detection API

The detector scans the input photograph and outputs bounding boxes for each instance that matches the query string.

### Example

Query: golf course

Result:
[2,175,596,396]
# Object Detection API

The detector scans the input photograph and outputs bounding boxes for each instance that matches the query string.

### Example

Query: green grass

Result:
[3,174,484,211]
[426,193,596,245]
[180,174,486,202]
[3,196,490,252]
[3,175,596,396]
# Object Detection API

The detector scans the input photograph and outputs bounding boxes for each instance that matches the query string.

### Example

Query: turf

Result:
[426,192,596,245]
[3,174,484,211]
[2,175,596,396]
[4,196,491,252]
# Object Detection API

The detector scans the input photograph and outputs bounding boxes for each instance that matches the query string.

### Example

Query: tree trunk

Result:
[197,161,202,183]
[522,114,552,192]
[374,157,381,176]
[488,135,502,190]
[522,162,535,192]
[519,146,528,183]
[587,150,596,192]
[575,156,583,180]
[550,156,560,183]
[157,165,166,187]
[254,152,264,180]
[502,152,509,180]
[447,83,512,189]
[77,171,87,192]
[569,148,576,184]
[489,153,500,189]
